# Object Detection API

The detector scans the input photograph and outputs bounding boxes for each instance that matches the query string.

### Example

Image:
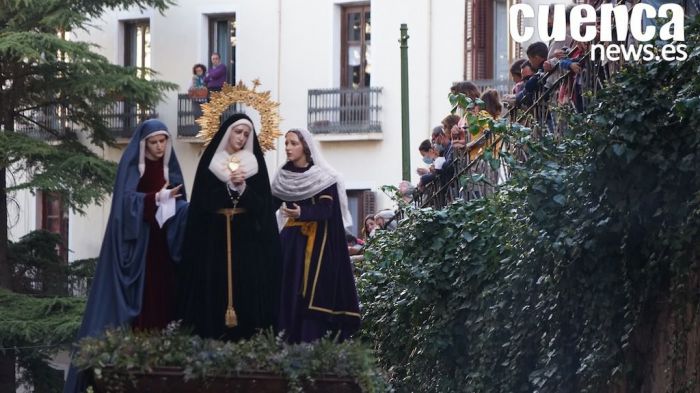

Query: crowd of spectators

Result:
[354,0,699,257]
[404,4,592,208]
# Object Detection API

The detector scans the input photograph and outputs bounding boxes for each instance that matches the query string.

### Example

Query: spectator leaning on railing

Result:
[451,81,481,102]
[375,209,397,232]
[514,61,534,97]
[515,42,549,109]
[431,126,455,182]
[188,63,208,118]
[417,139,446,191]
[442,114,464,150]
[204,52,227,94]
[504,59,527,107]
[556,39,586,114]
[466,89,502,163]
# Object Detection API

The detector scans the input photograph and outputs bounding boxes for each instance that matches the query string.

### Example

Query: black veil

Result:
[177,113,281,340]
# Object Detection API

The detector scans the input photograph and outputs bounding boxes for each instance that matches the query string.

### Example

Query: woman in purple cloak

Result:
[271,128,361,343]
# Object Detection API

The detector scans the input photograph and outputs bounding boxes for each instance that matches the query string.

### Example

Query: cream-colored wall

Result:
[278,0,466,205]
[10,0,521,261]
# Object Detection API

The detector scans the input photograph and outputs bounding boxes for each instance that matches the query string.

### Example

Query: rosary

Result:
[226,185,240,211]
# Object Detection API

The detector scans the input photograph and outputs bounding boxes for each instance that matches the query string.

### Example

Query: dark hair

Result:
[287,130,313,164]
[480,89,502,119]
[450,81,480,101]
[521,61,533,71]
[442,114,461,130]
[509,59,526,77]
[418,139,432,152]
[526,42,548,59]
[192,63,207,75]
[211,52,221,58]
[431,125,445,138]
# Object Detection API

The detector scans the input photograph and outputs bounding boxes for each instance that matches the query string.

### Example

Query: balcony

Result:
[307,87,382,141]
[15,105,72,141]
[470,79,514,99]
[177,93,241,140]
[15,101,157,142]
[100,101,157,140]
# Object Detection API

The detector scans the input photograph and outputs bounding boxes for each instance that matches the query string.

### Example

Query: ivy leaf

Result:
[611,143,626,156]
[462,232,476,243]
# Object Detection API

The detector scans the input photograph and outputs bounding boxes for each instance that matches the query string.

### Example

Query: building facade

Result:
[9,0,554,261]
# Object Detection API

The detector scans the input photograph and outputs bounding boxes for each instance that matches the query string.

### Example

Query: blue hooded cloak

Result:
[63,119,188,393]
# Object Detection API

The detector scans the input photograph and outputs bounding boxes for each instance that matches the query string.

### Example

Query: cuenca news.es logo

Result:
[509,4,687,62]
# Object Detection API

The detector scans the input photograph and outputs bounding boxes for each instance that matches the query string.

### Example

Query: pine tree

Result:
[0,1,177,390]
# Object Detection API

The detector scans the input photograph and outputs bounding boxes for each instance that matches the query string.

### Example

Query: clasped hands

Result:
[281,203,301,219]
[229,167,246,187]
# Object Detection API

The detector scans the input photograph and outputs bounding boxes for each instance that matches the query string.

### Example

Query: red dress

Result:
[132,157,176,330]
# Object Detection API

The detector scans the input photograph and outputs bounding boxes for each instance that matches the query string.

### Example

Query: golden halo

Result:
[196,79,281,152]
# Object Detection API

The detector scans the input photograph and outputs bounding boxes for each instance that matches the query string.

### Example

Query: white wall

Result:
[13,0,520,260]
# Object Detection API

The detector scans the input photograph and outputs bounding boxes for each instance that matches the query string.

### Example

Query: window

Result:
[341,5,371,88]
[209,15,236,84]
[468,0,494,80]
[124,20,151,76]
[120,20,152,136]
[465,0,511,81]
[38,191,68,263]
[346,190,375,238]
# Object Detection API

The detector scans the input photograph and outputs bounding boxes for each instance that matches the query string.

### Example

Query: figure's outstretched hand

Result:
[168,184,183,199]
[158,183,182,204]
[281,203,301,219]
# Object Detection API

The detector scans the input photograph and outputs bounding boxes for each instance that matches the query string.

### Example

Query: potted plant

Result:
[74,324,389,393]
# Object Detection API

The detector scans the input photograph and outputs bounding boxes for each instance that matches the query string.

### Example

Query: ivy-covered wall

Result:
[358,18,700,393]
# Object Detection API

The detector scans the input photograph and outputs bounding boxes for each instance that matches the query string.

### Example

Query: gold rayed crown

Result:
[196,79,281,152]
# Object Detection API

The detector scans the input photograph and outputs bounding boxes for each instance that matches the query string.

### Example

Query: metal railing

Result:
[177,93,241,138]
[409,132,522,211]
[307,87,382,134]
[100,100,157,139]
[471,79,514,99]
[412,26,631,212]
[15,104,72,140]
[14,101,157,141]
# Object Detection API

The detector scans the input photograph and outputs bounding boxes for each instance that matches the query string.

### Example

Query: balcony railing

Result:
[15,101,158,141]
[15,104,72,140]
[471,79,514,99]
[307,87,382,134]
[100,101,157,139]
[177,93,240,139]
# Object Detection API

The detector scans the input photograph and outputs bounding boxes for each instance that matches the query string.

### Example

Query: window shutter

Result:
[464,0,473,80]
[362,191,376,217]
[472,0,494,80]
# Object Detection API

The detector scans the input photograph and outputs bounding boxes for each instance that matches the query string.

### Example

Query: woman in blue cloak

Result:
[63,119,189,393]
